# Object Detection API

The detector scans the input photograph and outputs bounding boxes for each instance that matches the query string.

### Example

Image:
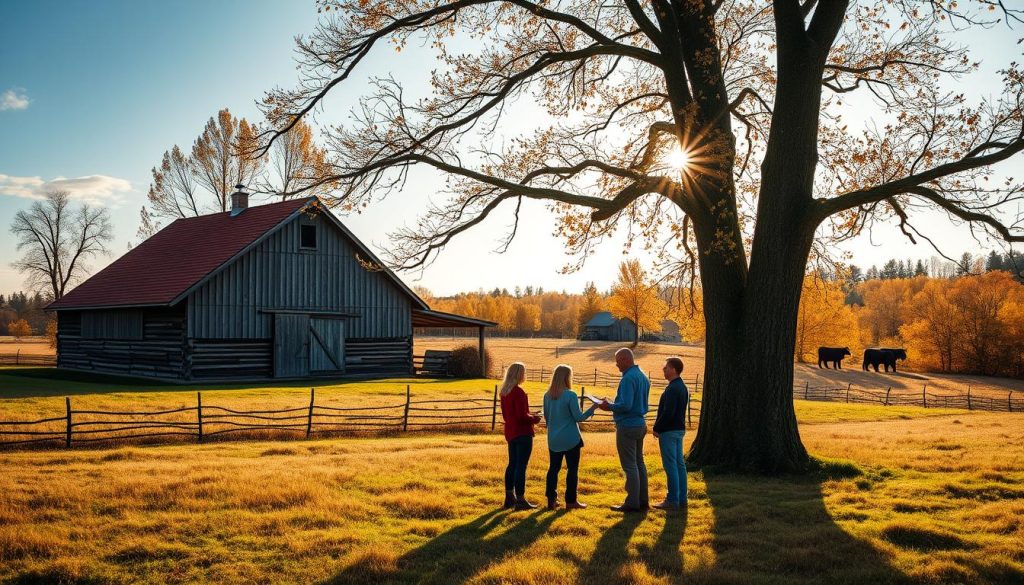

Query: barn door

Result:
[274,314,310,378]
[309,318,345,374]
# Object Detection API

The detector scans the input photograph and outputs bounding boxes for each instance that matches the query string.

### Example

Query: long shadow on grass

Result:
[323,509,558,585]
[702,463,910,585]
[576,508,688,585]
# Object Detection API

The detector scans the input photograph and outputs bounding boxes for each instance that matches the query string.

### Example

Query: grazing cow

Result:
[862,348,908,372]
[817,347,851,369]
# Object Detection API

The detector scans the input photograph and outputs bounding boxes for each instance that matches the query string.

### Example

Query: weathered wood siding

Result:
[187,214,413,340]
[57,306,187,379]
[188,339,272,380]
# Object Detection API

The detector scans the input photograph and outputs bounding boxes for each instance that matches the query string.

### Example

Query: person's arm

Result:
[569,392,597,422]
[515,390,536,424]
[607,375,636,413]
[542,395,551,425]
[652,391,669,434]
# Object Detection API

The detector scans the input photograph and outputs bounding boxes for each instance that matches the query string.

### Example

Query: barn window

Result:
[300,224,317,249]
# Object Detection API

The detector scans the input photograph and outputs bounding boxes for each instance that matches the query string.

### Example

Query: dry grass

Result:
[0,411,1022,583]
[419,336,1024,399]
[0,337,52,356]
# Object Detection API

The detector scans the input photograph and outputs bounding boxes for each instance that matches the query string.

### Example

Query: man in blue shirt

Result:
[599,347,650,512]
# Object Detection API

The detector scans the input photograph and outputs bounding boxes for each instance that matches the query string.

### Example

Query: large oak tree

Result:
[261,0,1024,471]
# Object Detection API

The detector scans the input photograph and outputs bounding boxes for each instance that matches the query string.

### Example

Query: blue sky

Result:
[0,2,1019,298]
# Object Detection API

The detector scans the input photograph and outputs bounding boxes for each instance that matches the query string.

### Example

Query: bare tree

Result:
[261,0,1024,471]
[10,190,113,300]
[193,109,265,212]
[140,108,267,236]
[262,118,335,199]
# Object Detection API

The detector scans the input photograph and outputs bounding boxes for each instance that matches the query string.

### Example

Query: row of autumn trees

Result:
[793,268,1024,379]
[425,257,1024,378]
[424,260,705,342]
[0,292,50,338]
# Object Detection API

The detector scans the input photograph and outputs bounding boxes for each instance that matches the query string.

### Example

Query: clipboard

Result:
[583,394,605,405]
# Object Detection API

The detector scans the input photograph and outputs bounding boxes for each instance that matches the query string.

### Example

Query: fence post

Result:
[16,348,19,366]
[1009,391,1014,413]
[884,387,891,406]
[197,392,203,443]
[922,384,927,408]
[967,386,972,410]
[555,346,559,358]
[65,397,72,448]
[687,394,692,428]
[695,374,700,393]
[846,383,851,403]
[491,384,499,432]
[579,386,586,410]
[804,381,809,400]
[594,368,598,386]
[307,388,316,438]
[403,385,411,432]
[540,366,545,382]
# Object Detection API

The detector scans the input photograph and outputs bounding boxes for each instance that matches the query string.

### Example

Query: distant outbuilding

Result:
[579,311,637,342]
[47,188,493,381]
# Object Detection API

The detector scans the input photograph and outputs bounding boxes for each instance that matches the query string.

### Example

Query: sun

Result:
[667,146,690,171]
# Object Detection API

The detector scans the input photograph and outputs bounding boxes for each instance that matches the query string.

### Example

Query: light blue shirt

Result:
[543,389,597,453]
[608,365,650,428]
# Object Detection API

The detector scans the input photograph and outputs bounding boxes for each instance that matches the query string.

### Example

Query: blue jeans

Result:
[658,430,686,504]
[505,435,533,498]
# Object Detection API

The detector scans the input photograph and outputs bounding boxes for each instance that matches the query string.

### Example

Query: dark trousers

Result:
[505,435,533,497]
[545,442,582,503]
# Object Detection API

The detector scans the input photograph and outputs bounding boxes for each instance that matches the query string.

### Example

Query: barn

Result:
[579,311,637,342]
[47,189,494,381]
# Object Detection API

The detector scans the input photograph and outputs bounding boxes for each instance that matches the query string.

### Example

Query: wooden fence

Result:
[1,374,1019,451]
[0,351,57,366]
[0,380,702,450]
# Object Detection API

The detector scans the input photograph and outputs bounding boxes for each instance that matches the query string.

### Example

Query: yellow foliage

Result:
[7,319,31,340]
[795,276,859,362]
[607,260,668,342]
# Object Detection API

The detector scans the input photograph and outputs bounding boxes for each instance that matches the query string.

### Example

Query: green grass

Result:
[1,412,1022,584]
[0,367,961,427]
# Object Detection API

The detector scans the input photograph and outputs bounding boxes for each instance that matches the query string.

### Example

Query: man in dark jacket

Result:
[652,357,688,510]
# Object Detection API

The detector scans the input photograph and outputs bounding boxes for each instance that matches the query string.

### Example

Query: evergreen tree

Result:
[986,251,1004,272]
[914,259,928,276]
[957,252,973,276]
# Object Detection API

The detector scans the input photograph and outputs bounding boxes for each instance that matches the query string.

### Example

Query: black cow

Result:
[817,346,851,369]
[862,348,908,372]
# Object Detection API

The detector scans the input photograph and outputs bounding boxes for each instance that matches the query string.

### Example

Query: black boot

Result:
[503,490,516,509]
[515,498,538,510]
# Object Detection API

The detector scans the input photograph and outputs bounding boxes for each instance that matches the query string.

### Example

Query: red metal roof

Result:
[48,197,313,310]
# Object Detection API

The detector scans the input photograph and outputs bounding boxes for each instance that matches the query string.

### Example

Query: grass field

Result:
[417,337,1024,399]
[1,407,1022,584]
[0,337,51,356]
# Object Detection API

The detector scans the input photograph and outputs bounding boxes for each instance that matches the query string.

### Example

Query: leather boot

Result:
[503,491,516,509]
[547,497,558,510]
[514,498,538,510]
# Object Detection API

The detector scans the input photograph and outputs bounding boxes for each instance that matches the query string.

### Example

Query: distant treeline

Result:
[0,292,51,336]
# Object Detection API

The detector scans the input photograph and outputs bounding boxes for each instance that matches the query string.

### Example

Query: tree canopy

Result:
[260,0,1024,472]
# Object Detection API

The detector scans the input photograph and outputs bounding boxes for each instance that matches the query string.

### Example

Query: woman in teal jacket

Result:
[543,364,599,510]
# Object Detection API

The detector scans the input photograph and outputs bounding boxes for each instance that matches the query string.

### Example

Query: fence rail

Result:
[0,373,1019,451]
[0,351,57,366]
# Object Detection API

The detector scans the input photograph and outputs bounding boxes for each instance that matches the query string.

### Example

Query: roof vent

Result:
[230,184,248,216]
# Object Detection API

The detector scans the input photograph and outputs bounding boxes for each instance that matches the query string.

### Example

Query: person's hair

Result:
[665,357,684,376]
[500,362,526,396]
[546,364,573,400]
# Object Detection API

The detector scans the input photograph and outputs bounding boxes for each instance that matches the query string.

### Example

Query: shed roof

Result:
[584,311,617,327]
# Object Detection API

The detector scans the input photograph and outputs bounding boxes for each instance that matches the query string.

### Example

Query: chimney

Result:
[230,184,248,216]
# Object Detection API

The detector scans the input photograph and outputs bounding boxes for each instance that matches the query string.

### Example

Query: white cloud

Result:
[0,173,132,205]
[0,88,30,111]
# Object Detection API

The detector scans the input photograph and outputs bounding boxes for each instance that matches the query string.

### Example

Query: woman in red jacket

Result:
[500,362,541,510]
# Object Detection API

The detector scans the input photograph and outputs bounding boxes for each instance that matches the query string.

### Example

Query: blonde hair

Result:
[546,364,573,400]
[500,362,526,396]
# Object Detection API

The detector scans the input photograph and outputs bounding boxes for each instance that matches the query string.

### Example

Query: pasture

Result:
[1,340,1022,583]
[1,409,1022,584]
